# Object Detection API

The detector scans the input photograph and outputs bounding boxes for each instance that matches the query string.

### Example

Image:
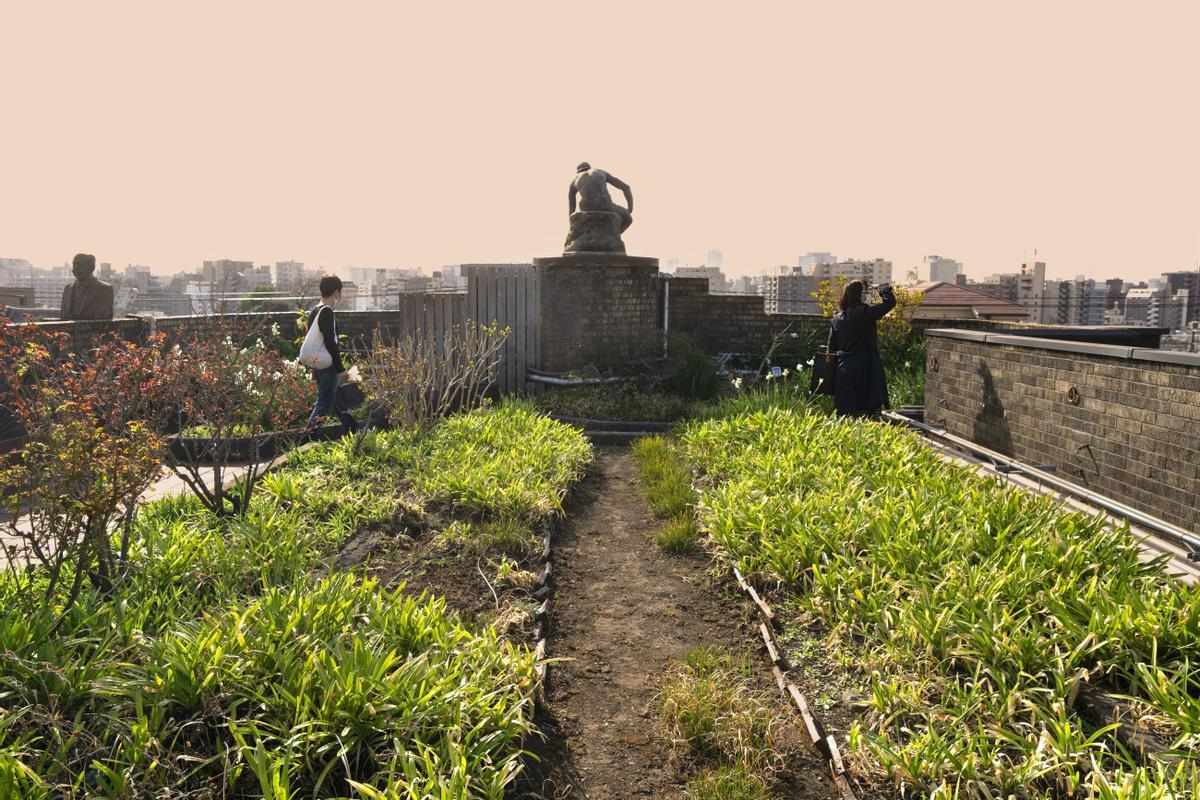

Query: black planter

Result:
[168,423,345,465]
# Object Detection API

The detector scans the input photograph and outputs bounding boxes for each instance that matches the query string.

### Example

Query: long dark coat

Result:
[827,287,896,417]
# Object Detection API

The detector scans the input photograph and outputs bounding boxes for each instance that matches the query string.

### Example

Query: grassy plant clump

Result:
[632,435,696,519]
[686,765,773,800]
[681,406,1200,796]
[658,514,700,553]
[657,647,790,779]
[417,400,593,520]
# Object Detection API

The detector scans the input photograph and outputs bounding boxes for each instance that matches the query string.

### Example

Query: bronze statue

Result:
[565,163,633,253]
[60,253,114,320]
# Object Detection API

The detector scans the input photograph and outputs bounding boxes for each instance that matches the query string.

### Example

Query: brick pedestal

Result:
[533,253,660,372]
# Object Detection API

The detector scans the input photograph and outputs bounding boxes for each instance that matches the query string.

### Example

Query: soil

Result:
[516,449,835,800]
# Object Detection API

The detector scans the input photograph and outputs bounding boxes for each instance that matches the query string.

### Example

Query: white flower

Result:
[732,377,743,390]
[806,358,815,366]
[782,368,790,378]
[796,363,804,371]
[765,372,774,381]
[270,323,281,337]
[904,361,912,368]
[789,332,799,338]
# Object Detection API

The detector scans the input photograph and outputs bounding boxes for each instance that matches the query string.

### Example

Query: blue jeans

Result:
[307,367,358,435]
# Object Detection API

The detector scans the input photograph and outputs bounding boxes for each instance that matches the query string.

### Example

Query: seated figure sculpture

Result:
[59,253,114,320]
[565,162,634,253]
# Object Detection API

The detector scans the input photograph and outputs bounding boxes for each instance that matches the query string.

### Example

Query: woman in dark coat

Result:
[827,280,896,417]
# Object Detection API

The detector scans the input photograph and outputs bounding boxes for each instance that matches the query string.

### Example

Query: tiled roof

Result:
[911,281,1029,318]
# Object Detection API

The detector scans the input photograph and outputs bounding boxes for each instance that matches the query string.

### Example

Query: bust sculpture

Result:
[565,163,634,253]
[60,253,114,320]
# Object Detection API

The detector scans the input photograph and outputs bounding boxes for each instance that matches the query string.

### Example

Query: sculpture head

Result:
[576,162,591,173]
[72,253,96,281]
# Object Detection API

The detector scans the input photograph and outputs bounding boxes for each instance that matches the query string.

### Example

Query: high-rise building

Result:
[797,252,836,275]
[1161,271,1200,324]
[1124,287,1165,326]
[764,273,819,314]
[274,261,306,289]
[706,249,723,270]
[202,259,253,286]
[813,258,892,286]
[1017,261,1048,323]
[924,254,962,283]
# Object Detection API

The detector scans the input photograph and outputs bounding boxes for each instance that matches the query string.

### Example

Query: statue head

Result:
[72,253,96,281]
[576,162,591,173]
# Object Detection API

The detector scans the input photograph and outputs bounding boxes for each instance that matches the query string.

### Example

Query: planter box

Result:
[168,424,345,465]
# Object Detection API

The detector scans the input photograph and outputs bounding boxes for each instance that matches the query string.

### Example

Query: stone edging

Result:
[732,566,860,800]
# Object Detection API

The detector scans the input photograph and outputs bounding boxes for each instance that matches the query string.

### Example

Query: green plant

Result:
[631,436,696,519]
[665,338,721,400]
[657,647,791,778]
[686,765,773,800]
[657,515,700,553]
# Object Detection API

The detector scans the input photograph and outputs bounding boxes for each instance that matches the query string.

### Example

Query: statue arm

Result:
[607,174,633,214]
[60,285,71,318]
[568,183,577,215]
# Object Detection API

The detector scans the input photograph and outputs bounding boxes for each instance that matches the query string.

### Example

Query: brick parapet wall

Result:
[925,329,1200,533]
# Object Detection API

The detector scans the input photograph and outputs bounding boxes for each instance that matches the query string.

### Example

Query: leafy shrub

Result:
[665,339,720,400]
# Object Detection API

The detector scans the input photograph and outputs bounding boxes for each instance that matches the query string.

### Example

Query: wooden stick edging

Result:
[733,567,859,800]
[531,522,555,700]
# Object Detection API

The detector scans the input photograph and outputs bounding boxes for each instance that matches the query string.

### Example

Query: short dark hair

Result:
[319,275,343,298]
[839,280,866,311]
[73,253,96,272]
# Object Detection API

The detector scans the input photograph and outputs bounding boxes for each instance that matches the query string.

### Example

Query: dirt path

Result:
[522,448,834,799]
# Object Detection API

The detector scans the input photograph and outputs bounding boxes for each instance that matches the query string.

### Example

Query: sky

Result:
[2,1,1198,283]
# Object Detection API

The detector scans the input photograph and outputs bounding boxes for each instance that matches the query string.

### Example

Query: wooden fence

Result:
[390,266,541,395]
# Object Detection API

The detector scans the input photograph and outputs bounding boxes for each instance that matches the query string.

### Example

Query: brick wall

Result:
[535,255,661,372]
[925,329,1200,533]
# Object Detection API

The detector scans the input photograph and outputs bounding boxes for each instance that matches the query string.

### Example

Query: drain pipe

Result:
[884,410,1200,558]
[662,278,670,358]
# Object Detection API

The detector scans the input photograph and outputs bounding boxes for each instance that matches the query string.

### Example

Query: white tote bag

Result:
[298,305,334,370]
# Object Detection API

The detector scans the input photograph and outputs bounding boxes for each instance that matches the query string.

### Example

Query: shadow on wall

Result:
[973,361,1013,457]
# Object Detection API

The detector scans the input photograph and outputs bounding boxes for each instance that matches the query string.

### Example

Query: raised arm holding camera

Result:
[826,280,896,418]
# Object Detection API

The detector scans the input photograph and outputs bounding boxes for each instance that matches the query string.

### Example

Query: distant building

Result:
[0,286,33,307]
[909,281,1030,322]
[1161,271,1200,324]
[813,258,892,286]
[274,261,307,289]
[1124,287,1165,326]
[796,252,836,275]
[706,249,723,270]
[32,267,71,309]
[202,259,253,286]
[924,254,962,283]
[764,272,819,314]
[675,265,726,292]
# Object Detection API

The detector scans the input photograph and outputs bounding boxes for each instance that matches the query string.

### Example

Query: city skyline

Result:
[2,2,1197,283]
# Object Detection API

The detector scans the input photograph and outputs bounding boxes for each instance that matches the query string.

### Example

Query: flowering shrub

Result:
[160,319,315,516]
[0,325,169,613]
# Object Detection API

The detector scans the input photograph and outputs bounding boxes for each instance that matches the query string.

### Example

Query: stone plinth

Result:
[534,253,660,373]
[564,211,626,254]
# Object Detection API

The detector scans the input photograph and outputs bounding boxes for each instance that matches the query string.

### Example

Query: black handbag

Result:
[337,382,366,409]
[810,350,837,395]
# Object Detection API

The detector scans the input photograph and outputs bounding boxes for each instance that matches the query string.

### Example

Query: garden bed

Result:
[673,392,1200,797]
[0,400,592,798]
[168,422,344,464]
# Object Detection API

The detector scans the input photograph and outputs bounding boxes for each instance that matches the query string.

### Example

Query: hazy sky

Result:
[3,1,1197,282]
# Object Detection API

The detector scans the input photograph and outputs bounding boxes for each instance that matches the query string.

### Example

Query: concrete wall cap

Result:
[926,328,990,342]
[1130,348,1200,367]
[982,334,1134,359]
